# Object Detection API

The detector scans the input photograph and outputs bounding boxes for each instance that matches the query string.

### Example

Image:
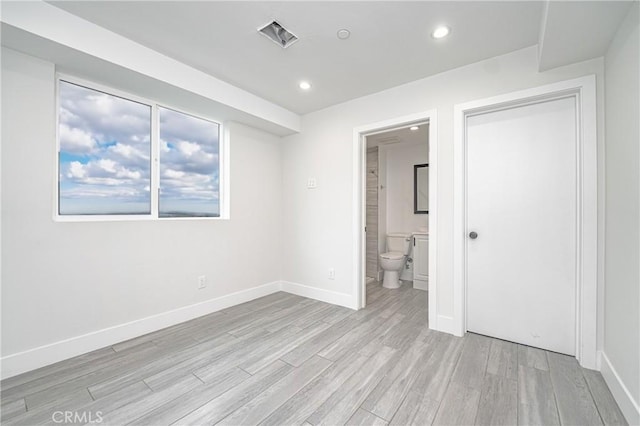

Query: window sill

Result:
[53,215,228,222]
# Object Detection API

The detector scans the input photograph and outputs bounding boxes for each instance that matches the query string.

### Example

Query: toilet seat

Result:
[380,251,404,260]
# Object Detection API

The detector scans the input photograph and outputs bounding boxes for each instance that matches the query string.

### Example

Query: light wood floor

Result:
[1,282,628,425]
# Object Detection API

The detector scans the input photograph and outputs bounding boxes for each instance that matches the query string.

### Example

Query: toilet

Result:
[380,233,411,289]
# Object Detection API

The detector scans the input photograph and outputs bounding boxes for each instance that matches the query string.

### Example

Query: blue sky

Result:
[58,81,219,216]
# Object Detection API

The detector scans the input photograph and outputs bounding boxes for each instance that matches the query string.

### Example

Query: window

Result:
[57,77,223,220]
[58,81,152,215]
[159,107,220,218]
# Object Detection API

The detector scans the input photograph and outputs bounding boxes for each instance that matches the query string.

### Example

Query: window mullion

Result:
[151,104,160,218]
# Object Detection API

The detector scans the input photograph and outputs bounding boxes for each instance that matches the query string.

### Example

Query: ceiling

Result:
[26,1,638,115]
[367,124,428,149]
[538,1,634,70]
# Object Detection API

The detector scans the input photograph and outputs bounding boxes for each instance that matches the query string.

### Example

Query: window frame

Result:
[54,74,228,222]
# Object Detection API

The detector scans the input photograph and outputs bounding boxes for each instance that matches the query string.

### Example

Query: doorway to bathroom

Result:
[353,110,438,329]
[366,127,428,287]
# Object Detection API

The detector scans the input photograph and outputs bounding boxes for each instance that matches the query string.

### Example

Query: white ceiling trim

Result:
[537,0,551,67]
[0,0,301,134]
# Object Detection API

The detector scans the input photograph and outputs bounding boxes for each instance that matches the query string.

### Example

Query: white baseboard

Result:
[0,281,281,380]
[600,351,640,425]
[280,281,357,310]
[596,350,603,370]
[2,280,358,380]
[431,314,459,336]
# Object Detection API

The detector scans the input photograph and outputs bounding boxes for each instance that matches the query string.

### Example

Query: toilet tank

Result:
[386,233,411,255]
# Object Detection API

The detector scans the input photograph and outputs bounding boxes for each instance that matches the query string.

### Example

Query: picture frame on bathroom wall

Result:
[414,163,429,214]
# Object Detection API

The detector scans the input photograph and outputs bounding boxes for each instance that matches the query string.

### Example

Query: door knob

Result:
[469,231,478,239]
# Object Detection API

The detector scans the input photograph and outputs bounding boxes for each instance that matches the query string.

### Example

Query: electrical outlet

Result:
[197,275,206,289]
[307,177,317,189]
[328,268,335,280]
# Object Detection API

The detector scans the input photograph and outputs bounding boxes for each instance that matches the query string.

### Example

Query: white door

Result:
[466,96,577,355]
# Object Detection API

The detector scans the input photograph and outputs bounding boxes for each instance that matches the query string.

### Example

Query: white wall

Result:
[382,141,428,235]
[603,4,640,423]
[281,46,605,327]
[1,48,283,376]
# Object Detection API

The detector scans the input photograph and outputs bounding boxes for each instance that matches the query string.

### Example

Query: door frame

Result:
[453,75,598,369]
[352,110,438,328]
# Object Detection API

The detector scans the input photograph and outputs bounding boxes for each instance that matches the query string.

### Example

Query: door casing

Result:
[453,75,598,369]
[352,110,438,328]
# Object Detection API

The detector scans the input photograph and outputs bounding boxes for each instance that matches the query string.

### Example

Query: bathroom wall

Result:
[382,141,429,235]
[365,147,379,279]
[380,139,428,282]
[377,148,387,281]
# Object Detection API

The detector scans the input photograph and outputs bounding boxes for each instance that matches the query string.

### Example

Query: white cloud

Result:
[116,169,142,180]
[160,170,216,201]
[59,123,96,153]
[61,185,142,199]
[79,177,126,186]
[159,106,219,150]
[164,169,186,179]
[177,140,201,157]
[59,81,151,152]
[109,143,147,160]
[97,159,117,173]
[162,172,210,187]
[67,161,87,179]
[58,108,77,123]
[65,158,145,186]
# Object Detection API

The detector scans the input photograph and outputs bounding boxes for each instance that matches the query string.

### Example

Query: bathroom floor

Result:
[1,281,626,425]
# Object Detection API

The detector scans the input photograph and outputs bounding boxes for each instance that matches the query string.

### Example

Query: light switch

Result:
[307,177,317,189]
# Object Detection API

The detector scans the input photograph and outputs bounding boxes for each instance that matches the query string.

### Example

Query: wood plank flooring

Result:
[0,282,628,425]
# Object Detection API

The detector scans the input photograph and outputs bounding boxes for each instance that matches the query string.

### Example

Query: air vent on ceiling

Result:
[258,21,298,49]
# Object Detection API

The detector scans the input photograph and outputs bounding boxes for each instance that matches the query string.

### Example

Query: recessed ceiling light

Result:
[337,29,351,40]
[432,26,450,39]
[410,126,420,131]
[299,81,312,90]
